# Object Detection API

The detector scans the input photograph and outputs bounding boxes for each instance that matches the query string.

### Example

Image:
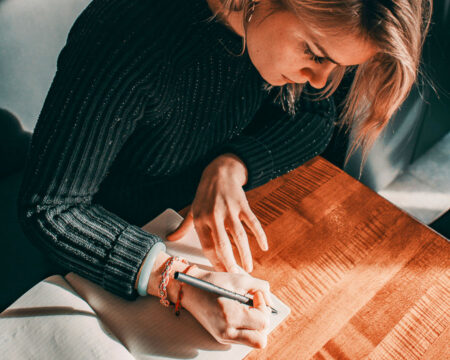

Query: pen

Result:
[174,271,278,314]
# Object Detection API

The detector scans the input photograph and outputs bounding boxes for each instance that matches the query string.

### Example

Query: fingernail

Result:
[263,243,269,251]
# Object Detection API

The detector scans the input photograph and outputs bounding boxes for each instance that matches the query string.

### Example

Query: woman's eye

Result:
[303,43,326,64]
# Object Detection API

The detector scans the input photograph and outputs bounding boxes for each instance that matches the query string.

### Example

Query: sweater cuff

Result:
[220,135,274,191]
[103,224,163,300]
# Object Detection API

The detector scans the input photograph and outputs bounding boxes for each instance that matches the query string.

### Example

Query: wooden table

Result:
[221,157,449,360]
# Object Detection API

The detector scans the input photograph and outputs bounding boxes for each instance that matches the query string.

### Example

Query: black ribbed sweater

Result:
[18,0,335,299]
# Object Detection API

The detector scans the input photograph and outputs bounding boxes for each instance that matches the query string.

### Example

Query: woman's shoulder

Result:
[55,0,188,72]
[55,0,217,82]
[66,0,199,47]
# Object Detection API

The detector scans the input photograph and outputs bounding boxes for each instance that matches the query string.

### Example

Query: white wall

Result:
[0,0,91,131]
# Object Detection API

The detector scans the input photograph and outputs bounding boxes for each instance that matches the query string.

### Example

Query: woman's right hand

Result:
[181,267,273,349]
[140,251,273,348]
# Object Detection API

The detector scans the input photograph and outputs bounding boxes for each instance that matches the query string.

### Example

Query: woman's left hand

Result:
[166,153,268,273]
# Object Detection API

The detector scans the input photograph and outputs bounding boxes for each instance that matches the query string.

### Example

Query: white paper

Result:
[1,209,290,360]
[141,208,228,269]
[0,275,133,360]
[66,209,291,360]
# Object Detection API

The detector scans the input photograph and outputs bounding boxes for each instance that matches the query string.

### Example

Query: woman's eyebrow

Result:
[313,41,341,66]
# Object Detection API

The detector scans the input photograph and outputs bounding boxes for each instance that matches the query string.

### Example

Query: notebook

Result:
[1,209,290,359]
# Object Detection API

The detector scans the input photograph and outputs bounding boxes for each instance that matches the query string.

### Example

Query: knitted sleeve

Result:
[220,91,336,190]
[17,3,166,300]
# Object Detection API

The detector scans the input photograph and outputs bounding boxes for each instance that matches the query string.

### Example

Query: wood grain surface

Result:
[223,157,450,360]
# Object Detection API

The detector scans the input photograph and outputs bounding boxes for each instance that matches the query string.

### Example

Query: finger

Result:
[240,207,268,251]
[248,291,271,331]
[228,216,253,273]
[166,211,194,241]
[222,328,267,349]
[196,224,226,272]
[218,297,268,330]
[208,254,227,272]
[243,304,270,331]
[251,290,269,314]
[247,287,273,309]
[211,219,240,273]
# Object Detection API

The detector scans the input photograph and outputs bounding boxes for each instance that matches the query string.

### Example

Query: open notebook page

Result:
[0,275,133,360]
[66,208,291,360]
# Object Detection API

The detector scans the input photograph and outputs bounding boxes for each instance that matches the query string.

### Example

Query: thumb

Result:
[166,211,194,241]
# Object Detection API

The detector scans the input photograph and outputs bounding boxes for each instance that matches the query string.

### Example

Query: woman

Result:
[18,0,431,349]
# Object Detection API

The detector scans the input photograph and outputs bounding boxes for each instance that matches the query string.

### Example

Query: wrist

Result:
[135,242,167,296]
[147,252,192,303]
[207,153,248,186]
[179,267,210,311]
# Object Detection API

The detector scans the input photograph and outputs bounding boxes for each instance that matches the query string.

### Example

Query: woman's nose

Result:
[299,62,336,89]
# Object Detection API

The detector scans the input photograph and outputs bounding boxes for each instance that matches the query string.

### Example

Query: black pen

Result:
[174,271,278,314]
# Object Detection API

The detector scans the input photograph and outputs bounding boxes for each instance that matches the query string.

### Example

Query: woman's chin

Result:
[264,77,288,87]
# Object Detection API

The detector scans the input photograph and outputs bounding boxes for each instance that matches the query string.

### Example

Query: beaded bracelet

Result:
[159,256,189,307]
[174,264,197,316]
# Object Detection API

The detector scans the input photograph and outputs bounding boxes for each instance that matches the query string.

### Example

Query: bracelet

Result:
[174,264,197,316]
[159,256,189,307]
[137,242,166,297]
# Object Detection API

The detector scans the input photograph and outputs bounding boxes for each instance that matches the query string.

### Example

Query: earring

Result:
[246,0,257,23]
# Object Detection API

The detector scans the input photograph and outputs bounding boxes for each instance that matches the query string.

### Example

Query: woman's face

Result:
[246,4,378,87]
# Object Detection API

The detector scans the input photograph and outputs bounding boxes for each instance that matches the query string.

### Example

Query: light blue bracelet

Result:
[137,242,167,296]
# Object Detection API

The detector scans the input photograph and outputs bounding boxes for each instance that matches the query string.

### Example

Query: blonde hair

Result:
[212,0,433,165]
